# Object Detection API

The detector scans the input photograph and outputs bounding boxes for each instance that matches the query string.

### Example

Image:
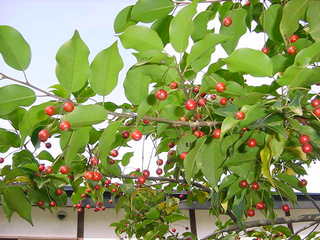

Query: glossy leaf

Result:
[114,6,137,33]
[89,41,124,96]
[169,3,197,52]
[219,8,247,54]
[191,10,216,42]
[294,42,320,66]
[131,0,174,23]
[98,121,122,160]
[120,25,163,52]
[262,4,282,42]
[221,116,238,137]
[56,30,90,92]
[151,16,173,46]
[225,48,273,77]
[0,85,35,116]
[0,25,31,70]
[63,104,107,128]
[307,0,320,41]
[277,66,320,87]
[280,0,309,41]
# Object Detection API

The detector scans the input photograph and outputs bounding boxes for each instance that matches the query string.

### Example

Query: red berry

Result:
[45,166,53,174]
[105,179,111,186]
[247,138,257,147]
[85,204,91,209]
[212,129,221,139]
[168,142,175,148]
[121,131,130,139]
[38,129,50,142]
[298,179,308,187]
[287,46,297,55]
[142,169,150,178]
[155,89,168,101]
[156,159,164,166]
[37,200,45,207]
[251,182,260,191]
[131,130,143,141]
[185,99,197,111]
[137,176,146,184]
[169,82,178,89]
[63,102,75,112]
[223,17,232,27]
[109,159,116,165]
[92,172,102,181]
[156,168,163,175]
[38,164,45,172]
[311,98,320,108]
[0,157,4,164]
[289,34,299,43]
[84,171,94,180]
[235,111,245,120]
[171,228,177,233]
[313,107,320,117]
[45,106,56,116]
[247,209,255,217]
[55,188,64,196]
[110,149,119,157]
[210,94,217,100]
[302,143,313,153]
[59,120,71,131]
[256,201,265,210]
[193,86,200,93]
[220,97,228,105]
[59,165,69,174]
[179,152,188,160]
[244,0,250,6]
[200,92,206,97]
[193,130,204,138]
[299,135,310,144]
[239,180,249,188]
[215,82,226,92]
[45,142,52,149]
[50,201,57,207]
[281,204,290,212]
[261,47,270,54]
[94,185,101,190]
[90,157,99,166]
[197,98,207,107]
[142,119,150,125]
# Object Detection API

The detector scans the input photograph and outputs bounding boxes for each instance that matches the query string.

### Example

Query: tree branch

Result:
[107,111,218,127]
[305,194,320,213]
[201,214,320,240]
[0,73,68,102]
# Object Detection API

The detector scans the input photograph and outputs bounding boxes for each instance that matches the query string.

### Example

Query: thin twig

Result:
[304,194,320,213]
[289,221,320,240]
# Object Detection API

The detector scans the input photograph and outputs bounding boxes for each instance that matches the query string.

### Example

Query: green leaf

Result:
[56,30,90,92]
[225,48,273,77]
[61,127,90,167]
[280,0,309,41]
[184,137,206,184]
[98,121,122,160]
[0,25,31,70]
[187,33,229,72]
[37,150,54,162]
[12,150,37,168]
[177,135,197,154]
[113,6,137,33]
[3,186,32,225]
[89,41,123,96]
[145,207,160,219]
[0,85,35,115]
[274,179,297,203]
[63,104,107,127]
[307,0,320,41]
[294,42,320,66]
[225,179,242,200]
[131,0,174,23]
[0,107,26,130]
[151,16,173,46]
[191,10,217,42]
[271,55,291,74]
[262,4,282,42]
[122,152,133,167]
[239,104,267,127]
[1,196,13,221]
[260,145,274,187]
[169,3,197,52]
[221,116,239,137]
[198,139,225,187]
[0,128,20,152]
[277,173,307,193]
[19,102,54,144]
[277,66,320,88]
[120,25,163,52]
[219,8,247,54]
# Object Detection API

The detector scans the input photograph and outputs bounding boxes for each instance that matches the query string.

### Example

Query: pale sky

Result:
[0,0,318,193]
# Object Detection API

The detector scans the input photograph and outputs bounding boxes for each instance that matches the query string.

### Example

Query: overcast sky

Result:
[0,0,318,193]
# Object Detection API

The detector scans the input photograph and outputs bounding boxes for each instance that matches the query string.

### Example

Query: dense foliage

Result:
[1,0,320,239]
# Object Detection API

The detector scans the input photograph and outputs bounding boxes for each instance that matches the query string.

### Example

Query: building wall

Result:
[0,207,319,239]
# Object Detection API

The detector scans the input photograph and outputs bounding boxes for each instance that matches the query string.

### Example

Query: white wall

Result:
[0,207,319,239]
